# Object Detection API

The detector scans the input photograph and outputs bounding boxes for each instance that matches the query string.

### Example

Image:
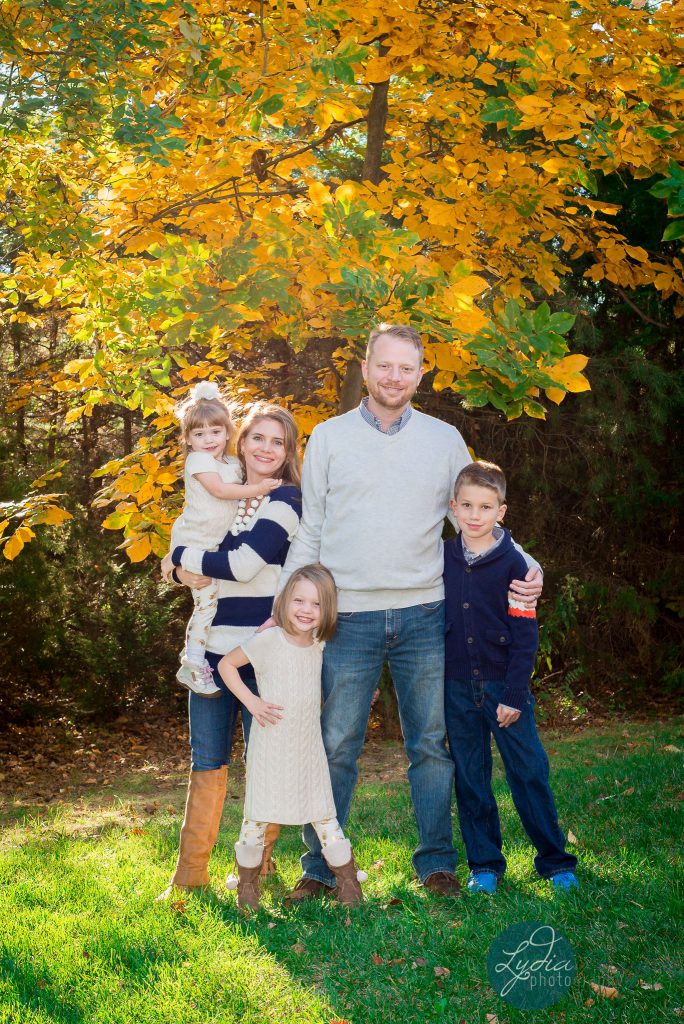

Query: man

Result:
[279,324,542,899]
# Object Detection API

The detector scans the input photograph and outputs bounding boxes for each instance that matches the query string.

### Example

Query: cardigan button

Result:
[467,637,474,644]
[463,602,470,609]
[465,567,472,574]
[499,636,506,643]
[473,669,480,676]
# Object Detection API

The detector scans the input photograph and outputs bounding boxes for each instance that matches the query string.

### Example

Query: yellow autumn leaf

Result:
[65,406,85,423]
[124,534,153,563]
[3,530,26,560]
[545,386,566,404]
[31,506,73,526]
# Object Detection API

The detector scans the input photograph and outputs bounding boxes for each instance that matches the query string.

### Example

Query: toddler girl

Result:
[165,382,281,696]
[218,564,365,910]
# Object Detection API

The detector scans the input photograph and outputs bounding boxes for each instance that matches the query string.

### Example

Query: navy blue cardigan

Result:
[443,528,538,710]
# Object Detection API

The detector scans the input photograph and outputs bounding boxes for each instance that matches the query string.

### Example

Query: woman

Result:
[158,402,302,898]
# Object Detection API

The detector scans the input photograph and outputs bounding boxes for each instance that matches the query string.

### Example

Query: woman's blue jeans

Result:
[188,658,257,770]
[300,601,456,886]
[444,677,577,879]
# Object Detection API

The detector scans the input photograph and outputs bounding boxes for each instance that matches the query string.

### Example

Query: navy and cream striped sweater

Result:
[172,485,302,660]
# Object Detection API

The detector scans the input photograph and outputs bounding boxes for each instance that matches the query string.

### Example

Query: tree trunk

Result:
[11,323,27,463]
[338,41,390,414]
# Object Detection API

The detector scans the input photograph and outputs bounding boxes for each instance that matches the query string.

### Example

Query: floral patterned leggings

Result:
[238,817,345,849]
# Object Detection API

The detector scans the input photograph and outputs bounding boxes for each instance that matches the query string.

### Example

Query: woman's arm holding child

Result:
[218,647,284,728]
[194,473,281,500]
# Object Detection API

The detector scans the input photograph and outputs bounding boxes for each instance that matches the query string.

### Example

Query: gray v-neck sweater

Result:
[281,408,472,612]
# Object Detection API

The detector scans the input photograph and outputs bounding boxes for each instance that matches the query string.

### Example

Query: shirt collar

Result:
[461,525,505,564]
[359,397,412,435]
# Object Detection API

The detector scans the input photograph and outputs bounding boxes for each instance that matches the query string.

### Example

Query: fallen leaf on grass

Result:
[434,965,450,977]
[584,998,594,1006]
[486,1015,499,1023]
[601,964,618,974]
[567,830,578,844]
[412,957,428,968]
[128,828,144,837]
[663,744,681,753]
[590,982,619,999]
[292,942,305,956]
[370,858,385,871]
[382,897,403,907]
[170,901,186,914]
[330,1019,351,1024]
[622,786,635,796]
[371,954,384,966]
[267,922,277,929]
[638,981,664,990]
[343,915,351,928]
[616,921,628,929]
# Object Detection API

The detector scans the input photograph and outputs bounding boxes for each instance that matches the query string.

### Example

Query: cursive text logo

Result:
[487,922,576,1010]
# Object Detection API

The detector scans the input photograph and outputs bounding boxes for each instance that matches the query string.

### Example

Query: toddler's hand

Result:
[248,696,284,728]
[160,552,174,582]
[256,616,276,633]
[262,477,282,493]
[496,704,521,728]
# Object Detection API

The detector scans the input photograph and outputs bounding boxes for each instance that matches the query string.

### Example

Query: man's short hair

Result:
[366,323,424,362]
[454,461,507,503]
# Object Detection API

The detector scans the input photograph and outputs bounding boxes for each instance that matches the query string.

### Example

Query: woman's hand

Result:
[246,695,284,728]
[160,552,175,582]
[177,567,213,589]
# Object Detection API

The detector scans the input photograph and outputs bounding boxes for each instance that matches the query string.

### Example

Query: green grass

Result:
[1,719,682,1023]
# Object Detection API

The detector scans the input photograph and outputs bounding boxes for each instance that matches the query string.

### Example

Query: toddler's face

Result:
[187,423,229,459]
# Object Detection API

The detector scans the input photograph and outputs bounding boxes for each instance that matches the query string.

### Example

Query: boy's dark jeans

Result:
[445,678,577,879]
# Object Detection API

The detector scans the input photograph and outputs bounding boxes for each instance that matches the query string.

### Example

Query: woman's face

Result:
[239,417,288,481]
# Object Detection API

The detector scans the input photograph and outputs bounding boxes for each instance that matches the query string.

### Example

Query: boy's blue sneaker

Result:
[551,872,580,892]
[466,871,498,894]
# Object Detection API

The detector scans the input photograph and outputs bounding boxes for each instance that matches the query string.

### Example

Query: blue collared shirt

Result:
[359,396,412,435]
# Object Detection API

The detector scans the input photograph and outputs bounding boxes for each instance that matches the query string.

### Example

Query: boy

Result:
[444,461,579,894]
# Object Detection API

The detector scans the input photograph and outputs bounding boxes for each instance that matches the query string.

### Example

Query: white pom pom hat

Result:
[190,381,221,402]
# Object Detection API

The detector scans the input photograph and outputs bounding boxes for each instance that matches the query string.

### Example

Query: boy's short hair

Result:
[273,563,338,643]
[454,461,507,503]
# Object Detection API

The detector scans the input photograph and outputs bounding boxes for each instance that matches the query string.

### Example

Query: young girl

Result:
[165,382,281,696]
[218,564,366,910]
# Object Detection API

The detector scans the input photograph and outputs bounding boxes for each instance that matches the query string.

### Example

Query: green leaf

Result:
[662,220,684,241]
[480,96,520,127]
[260,94,284,116]
[547,312,576,335]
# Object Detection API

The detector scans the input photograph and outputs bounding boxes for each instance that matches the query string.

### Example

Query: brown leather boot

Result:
[323,839,364,907]
[156,767,227,899]
[235,842,264,911]
[260,822,281,877]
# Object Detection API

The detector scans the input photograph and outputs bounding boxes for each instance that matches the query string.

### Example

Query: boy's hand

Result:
[496,704,521,728]
[247,695,284,728]
[508,566,543,606]
[256,616,277,633]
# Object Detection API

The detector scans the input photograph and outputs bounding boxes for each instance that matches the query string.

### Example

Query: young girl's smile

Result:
[285,579,321,642]
[188,423,229,459]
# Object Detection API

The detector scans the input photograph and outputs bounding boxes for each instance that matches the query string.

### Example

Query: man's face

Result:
[361,335,424,413]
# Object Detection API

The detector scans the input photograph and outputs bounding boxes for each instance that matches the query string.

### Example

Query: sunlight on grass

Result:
[1,719,682,1023]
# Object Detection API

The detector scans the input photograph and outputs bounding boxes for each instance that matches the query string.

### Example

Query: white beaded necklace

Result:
[230,495,265,535]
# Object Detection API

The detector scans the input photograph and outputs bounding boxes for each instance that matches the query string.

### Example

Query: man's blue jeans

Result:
[301,601,456,885]
[444,677,577,879]
[188,658,257,770]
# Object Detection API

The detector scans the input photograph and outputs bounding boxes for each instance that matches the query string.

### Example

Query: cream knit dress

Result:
[240,627,336,825]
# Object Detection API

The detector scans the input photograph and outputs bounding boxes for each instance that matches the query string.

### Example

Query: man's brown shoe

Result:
[423,871,461,896]
[284,877,334,905]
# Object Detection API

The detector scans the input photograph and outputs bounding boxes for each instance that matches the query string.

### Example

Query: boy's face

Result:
[450,483,506,545]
